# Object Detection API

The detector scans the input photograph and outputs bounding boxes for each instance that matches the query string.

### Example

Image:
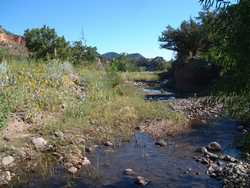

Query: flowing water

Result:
[13,81,242,188]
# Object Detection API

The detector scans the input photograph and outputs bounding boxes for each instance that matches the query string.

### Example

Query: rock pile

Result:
[170,97,223,122]
[194,142,250,188]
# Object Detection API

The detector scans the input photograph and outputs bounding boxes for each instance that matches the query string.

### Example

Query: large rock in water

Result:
[207,142,222,152]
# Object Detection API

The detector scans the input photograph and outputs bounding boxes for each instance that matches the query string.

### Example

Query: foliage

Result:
[0,59,185,144]
[24,25,70,60]
[120,72,160,81]
[199,0,239,8]
[159,18,211,62]
[108,54,139,72]
[70,41,98,65]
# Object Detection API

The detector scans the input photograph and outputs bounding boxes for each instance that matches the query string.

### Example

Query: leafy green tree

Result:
[200,0,239,8]
[200,0,250,91]
[109,54,138,72]
[70,40,98,64]
[24,25,70,60]
[159,18,211,62]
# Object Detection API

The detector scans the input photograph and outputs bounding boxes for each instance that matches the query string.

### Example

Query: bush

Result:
[70,41,98,65]
[24,25,70,60]
[109,55,139,72]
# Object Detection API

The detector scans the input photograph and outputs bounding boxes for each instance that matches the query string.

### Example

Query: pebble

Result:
[81,157,91,166]
[135,176,150,186]
[104,141,113,147]
[54,131,64,139]
[124,168,136,176]
[68,166,78,174]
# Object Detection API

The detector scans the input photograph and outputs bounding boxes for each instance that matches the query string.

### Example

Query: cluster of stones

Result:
[170,97,224,121]
[194,142,250,188]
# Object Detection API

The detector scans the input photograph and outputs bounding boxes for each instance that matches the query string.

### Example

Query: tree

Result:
[24,25,70,60]
[159,18,211,62]
[199,0,239,8]
[70,40,98,64]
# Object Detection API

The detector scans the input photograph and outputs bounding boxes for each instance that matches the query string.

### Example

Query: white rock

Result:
[135,176,150,186]
[68,166,78,174]
[32,137,48,150]
[82,157,91,166]
[0,171,11,185]
[2,156,15,166]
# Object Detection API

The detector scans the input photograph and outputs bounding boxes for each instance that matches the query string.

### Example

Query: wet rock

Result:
[0,171,11,185]
[207,142,222,152]
[2,156,15,166]
[207,163,223,177]
[135,176,150,186]
[68,166,78,174]
[155,139,167,147]
[206,151,219,160]
[222,155,238,163]
[195,147,208,154]
[81,157,91,166]
[124,168,136,176]
[104,141,113,147]
[32,137,48,150]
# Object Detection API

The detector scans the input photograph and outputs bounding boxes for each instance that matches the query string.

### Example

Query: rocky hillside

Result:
[0,26,28,57]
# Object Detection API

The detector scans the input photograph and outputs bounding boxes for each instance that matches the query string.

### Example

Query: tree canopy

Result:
[24,25,70,60]
[159,18,211,62]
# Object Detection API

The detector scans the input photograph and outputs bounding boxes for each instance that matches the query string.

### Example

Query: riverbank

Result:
[0,60,186,186]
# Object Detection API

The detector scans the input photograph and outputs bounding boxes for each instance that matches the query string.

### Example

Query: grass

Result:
[120,71,160,81]
[0,59,186,148]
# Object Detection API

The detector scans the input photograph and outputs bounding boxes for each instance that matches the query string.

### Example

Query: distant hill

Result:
[101,52,170,71]
[102,52,121,61]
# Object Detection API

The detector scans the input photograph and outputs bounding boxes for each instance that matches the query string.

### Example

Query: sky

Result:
[1,0,202,60]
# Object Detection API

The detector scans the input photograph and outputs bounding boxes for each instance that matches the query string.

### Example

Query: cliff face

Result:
[0,32,26,46]
[0,28,28,57]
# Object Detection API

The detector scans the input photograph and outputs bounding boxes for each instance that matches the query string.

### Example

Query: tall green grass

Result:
[0,59,185,145]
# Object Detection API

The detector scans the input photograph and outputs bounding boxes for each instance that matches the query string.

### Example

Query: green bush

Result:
[24,25,70,60]
[70,41,98,65]
[109,55,139,72]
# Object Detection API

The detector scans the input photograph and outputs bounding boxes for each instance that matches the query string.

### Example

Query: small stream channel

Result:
[14,81,242,188]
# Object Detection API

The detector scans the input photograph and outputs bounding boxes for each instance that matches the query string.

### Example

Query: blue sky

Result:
[1,0,202,60]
